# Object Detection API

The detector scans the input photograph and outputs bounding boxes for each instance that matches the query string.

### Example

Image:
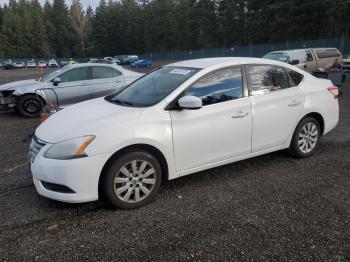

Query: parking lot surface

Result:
[0,67,349,261]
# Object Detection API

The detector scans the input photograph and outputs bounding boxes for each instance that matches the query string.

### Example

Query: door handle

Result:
[288,100,301,107]
[232,111,249,118]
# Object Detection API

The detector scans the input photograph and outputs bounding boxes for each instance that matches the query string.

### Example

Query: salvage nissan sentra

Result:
[29,57,339,209]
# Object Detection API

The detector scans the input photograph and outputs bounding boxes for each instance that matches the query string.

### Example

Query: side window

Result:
[315,49,340,59]
[247,65,290,95]
[185,67,243,106]
[59,67,88,82]
[92,66,114,79]
[306,50,314,61]
[286,68,304,87]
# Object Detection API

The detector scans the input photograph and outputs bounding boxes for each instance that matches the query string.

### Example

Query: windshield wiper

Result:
[111,99,134,106]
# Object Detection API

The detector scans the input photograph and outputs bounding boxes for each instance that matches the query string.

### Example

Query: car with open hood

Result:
[0,63,143,117]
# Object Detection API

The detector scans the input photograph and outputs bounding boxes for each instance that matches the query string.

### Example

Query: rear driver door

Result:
[246,64,305,152]
[89,66,126,99]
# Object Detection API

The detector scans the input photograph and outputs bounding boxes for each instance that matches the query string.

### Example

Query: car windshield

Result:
[106,66,200,107]
[263,52,290,62]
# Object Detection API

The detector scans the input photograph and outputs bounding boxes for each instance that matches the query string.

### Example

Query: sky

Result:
[0,0,100,9]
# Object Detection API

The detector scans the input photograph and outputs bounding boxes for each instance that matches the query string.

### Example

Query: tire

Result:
[288,117,321,158]
[101,150,162,209]
[16,94,44,118]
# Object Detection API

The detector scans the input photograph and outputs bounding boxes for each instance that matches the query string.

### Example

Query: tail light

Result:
[327,86,339,99]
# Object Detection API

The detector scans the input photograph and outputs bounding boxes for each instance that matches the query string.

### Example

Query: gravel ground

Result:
[0,67,349,261]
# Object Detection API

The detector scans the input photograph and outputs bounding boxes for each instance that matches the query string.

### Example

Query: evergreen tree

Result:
[0,0,349,58]
[49,0,73,57]
[69,0,90,57]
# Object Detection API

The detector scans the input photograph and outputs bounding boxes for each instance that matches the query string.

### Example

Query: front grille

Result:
[41,181,75,193]
[28,136,46,163]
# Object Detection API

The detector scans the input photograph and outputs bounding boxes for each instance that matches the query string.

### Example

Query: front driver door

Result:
[89,66,126,99]
[52,66,90,107]
[170,66,252,173]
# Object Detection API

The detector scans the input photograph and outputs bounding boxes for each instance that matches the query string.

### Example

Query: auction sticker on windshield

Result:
[169,68,193,75]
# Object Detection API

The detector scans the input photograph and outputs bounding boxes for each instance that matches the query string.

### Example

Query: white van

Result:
[263,48,342,72]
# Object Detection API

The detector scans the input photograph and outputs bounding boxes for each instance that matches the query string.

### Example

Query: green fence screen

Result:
[1,37,348,62]
[140,37,350,60]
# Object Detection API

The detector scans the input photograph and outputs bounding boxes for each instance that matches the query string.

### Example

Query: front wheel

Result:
[288,117,321,158]
[16,94,44,117]
[101,150,162,209]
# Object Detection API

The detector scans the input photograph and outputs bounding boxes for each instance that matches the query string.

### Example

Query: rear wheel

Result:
[288,117,321,158]
[16,94,43,118]
[101,150,162,209]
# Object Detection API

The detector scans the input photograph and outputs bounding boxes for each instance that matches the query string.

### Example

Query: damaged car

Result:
[0,63,143,117]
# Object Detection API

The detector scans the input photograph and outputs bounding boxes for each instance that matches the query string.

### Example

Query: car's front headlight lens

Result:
[44,136,95,160]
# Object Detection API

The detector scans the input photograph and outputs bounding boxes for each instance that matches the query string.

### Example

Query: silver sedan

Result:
[0,63,143,117]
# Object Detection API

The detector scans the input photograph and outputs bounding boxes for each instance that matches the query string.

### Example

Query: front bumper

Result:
[31,146,110,203]
[0,93,17,110]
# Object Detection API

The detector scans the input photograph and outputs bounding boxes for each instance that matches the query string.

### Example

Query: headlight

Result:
[1,90,15,97]
[44,136,95,160]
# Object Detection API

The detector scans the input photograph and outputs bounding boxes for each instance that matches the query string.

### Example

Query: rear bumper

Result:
[342,65,350,72]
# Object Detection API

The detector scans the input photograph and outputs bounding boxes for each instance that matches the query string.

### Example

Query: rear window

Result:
[315,49,340,59]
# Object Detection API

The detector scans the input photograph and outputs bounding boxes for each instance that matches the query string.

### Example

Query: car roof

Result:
[72,63,115,67]
[64,63,127,71]
[269,47,339,53]
[166,57,288,69]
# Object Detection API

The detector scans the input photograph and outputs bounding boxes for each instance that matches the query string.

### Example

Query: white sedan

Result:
[30,57,339,209]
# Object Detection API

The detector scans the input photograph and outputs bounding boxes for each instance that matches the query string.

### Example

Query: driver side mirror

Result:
[178,95,202,110]
[290,60,300,65]
[52,77,61,86]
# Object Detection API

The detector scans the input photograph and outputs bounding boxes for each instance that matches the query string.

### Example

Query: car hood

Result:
[0,79,43,92]
[35,97,145,143]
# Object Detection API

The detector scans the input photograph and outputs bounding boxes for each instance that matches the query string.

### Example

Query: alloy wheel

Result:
[24,99,40,113]
[113,160,156,203]
[297,122,319,154]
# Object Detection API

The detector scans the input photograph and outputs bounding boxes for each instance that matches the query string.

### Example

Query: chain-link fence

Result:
[140,37,350,60]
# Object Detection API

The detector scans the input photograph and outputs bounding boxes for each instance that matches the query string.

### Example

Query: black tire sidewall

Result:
[290,117,321,158]
[102,150,162,209]
[16,95,43,117]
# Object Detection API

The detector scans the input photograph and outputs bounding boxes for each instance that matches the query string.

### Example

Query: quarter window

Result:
[247,65,290,95]
[59,67,88,82]
[113,69,122,77]
[286,68,304,87]
[185,67,243,106]
[92,66,117,79]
